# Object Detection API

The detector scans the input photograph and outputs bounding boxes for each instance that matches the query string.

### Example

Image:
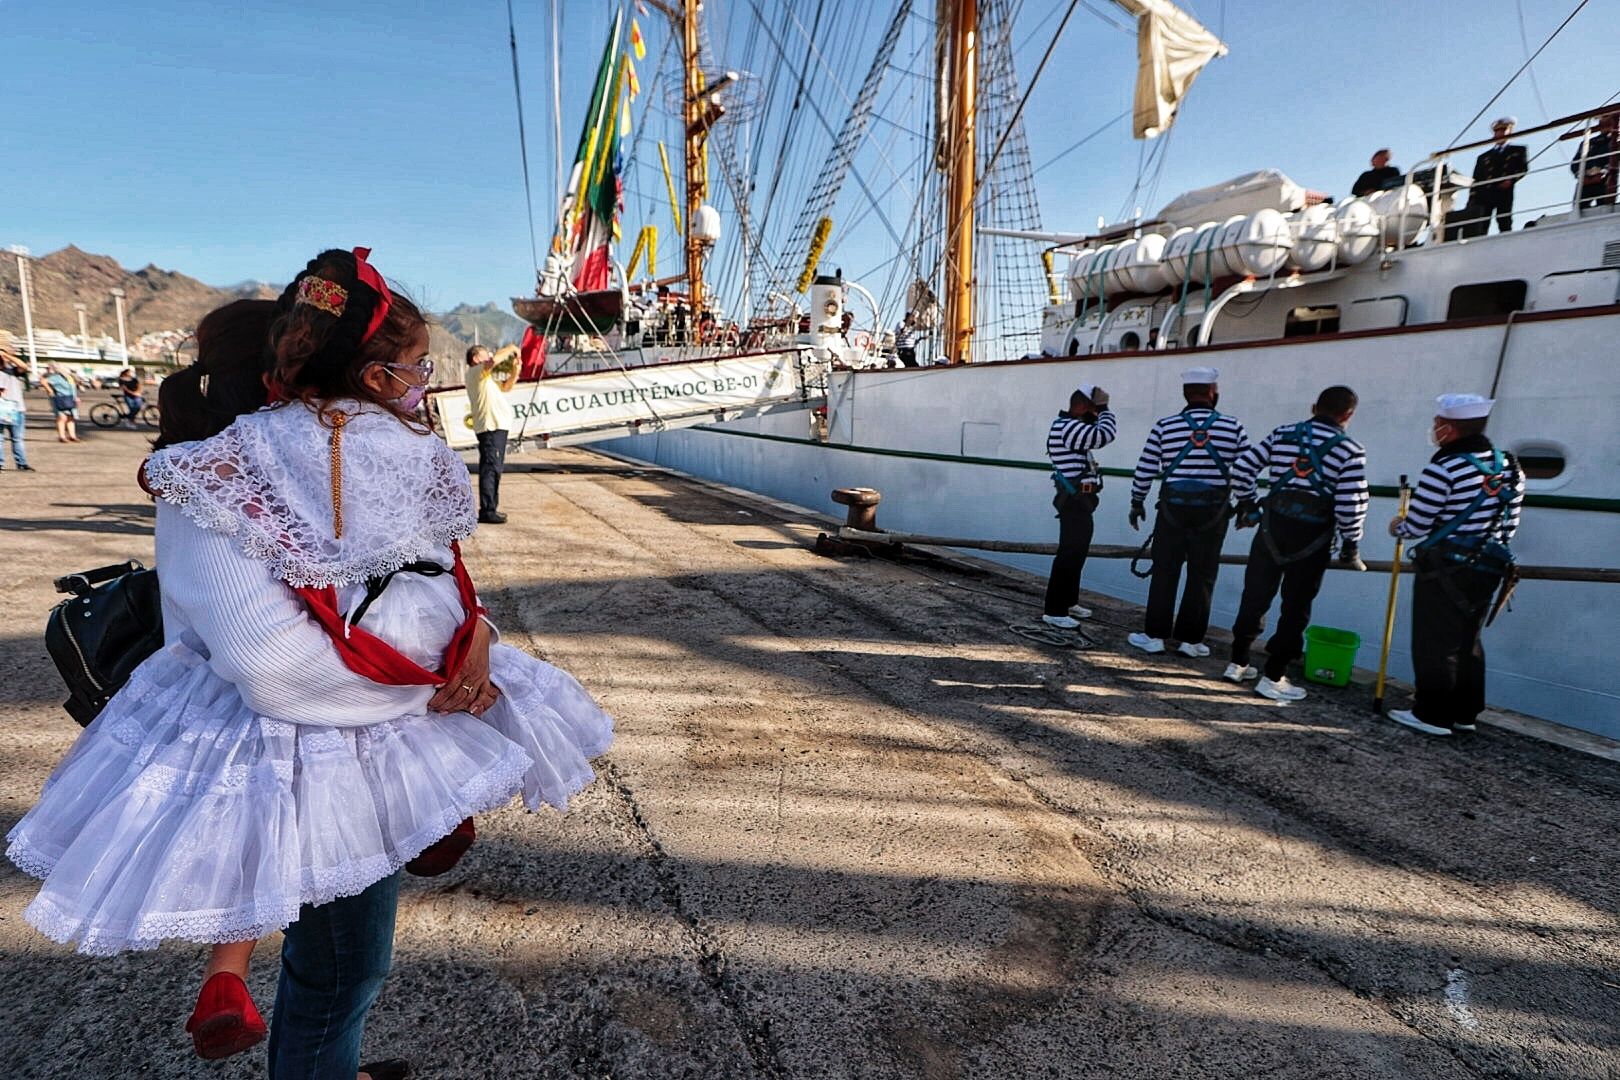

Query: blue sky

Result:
[2,0,1615,322]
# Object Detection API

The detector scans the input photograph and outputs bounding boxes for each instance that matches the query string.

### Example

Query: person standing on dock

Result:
[1127,366,1249,657]
[1226,386,1369,702]
[1385,394,1523,737]
[465,344,518,525]
[0,352,30,470]
[1468,117,1529,232]
[1042,383,1117,629]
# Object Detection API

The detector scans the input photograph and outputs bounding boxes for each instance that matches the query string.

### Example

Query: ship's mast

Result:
[943,0,978,364]
[682,0,707,315]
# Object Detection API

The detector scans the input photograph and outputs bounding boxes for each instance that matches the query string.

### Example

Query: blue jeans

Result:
[0,419,24,468]
[268,872,401,1079]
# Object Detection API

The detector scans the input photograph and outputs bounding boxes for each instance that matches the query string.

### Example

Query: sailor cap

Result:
[1181,366,1219,384]
[1492,116,1517,129]
[1075,383,1099,400]
[1436,393,1494,420]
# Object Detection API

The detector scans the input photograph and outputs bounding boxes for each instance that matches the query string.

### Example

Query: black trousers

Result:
[475,429,508,514]
[1410,560,1499,728]
[1229,516,1332,679]
[1145,504,1228,643]
[1470,185,1515,232]
[1044,492,1098,617]
[896,347,917,368]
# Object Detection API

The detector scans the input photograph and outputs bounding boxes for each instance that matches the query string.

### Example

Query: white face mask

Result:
[1429,422,1453,448]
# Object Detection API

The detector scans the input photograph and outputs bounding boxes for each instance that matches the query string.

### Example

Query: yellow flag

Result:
[630,19,647,60]
[626,56,641,99]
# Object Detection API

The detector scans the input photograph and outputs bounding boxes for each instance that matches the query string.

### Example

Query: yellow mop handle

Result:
[1374,476,1412,712]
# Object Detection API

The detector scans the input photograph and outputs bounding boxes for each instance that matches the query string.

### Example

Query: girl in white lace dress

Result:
[6,250,613,1074]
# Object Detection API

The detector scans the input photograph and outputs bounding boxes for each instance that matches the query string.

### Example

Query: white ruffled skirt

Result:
[6,640,612,956]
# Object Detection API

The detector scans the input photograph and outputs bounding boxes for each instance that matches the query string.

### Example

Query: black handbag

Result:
[45,560,164,726]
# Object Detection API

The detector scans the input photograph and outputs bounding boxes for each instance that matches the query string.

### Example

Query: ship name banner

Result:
[429,350,811,449]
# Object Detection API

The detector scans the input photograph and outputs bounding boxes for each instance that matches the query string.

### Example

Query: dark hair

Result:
[1313,385,1358,419]
[268,249,427,408]
[1182,383,1215,403]
[1445,416,1489,437]
[465,344,489,364]
[153,299,277,450]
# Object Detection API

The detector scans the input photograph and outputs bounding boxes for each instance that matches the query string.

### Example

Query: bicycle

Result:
[89,395,160,429]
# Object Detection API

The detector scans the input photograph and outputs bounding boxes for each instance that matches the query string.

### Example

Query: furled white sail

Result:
[1115,0,1227,139]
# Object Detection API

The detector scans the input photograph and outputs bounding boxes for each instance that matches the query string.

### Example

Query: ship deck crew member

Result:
[1226,386,1369,702]
[1351,149,1402,198]
[1386,394,1524,737]
[1126,366,1249,657]
[894,313,917,367]
[1572,112,1619,209]
[1468,117,1529,232]
[465,343,519,525]
[1043,383,1117,629]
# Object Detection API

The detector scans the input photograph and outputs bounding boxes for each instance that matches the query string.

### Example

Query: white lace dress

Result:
[6,402,613,955]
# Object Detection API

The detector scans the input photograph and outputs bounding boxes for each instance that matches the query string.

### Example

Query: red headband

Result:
[352,247,393,344]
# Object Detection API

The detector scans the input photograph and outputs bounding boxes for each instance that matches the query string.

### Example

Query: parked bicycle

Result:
[89,395,160,429]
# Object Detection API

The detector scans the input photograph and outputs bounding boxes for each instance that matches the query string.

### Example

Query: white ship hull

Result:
[597,304,1620,738]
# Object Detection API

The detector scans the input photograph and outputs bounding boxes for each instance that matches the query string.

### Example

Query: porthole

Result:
[1513,442,1565,481]
[1119,331,1142,351]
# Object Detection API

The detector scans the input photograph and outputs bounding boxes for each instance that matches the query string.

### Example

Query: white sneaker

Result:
[1068,605,1093,620]
[1128,633,1165,654]
[1177,641,1210,658]
[1223,663,1259,683]
[1388,709,1452,736]
[1042,614,1081,630]
[1255,675,1307,702]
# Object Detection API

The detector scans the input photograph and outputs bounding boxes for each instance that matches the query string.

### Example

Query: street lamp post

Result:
[109,288,129,363]
[7,245,40,381]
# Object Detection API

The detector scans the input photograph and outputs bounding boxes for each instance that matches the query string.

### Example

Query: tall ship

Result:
[435,0,1620,738]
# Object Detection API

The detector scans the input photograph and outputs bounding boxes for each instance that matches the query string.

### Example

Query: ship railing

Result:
[1403,103,1620,253]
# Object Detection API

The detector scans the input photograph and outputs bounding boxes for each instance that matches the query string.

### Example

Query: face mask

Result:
[381,366,428,412]
[1429,422,1453,448]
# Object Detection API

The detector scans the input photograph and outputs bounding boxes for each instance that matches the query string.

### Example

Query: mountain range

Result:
[0,245,528,359]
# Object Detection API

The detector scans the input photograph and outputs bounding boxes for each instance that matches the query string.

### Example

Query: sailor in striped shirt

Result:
[1042,383,1117,629]
[1386,393,1524,738]
[1127,366,1250,657]
[1225,385,1370,702]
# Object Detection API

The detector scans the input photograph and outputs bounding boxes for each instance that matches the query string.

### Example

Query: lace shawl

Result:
[145,402,476,589]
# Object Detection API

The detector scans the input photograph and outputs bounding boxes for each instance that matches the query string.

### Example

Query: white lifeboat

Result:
[1164,221,1222,284]
[1365,183,1428,246]
[1287,204,1338,272]
[1333,198,1380,265]
[1213,208,1294,277]
[1123,232,1170,293]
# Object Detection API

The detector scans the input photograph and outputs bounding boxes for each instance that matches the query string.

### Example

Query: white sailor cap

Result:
[1435,393,1494,420]
[1075,383,1099,400]
[1181,366,1219,384]
[1492,116,1517,129]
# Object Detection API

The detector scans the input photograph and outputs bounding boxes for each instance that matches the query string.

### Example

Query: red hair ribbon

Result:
[352,247,394,344]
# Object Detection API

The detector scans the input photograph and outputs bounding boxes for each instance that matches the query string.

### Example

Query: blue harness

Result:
[1414,449,1518,579]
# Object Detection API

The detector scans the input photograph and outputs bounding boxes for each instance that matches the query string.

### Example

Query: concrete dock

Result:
[1,407,1617,1078]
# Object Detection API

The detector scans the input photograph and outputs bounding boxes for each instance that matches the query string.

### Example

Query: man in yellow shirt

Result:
[465,344,518,524]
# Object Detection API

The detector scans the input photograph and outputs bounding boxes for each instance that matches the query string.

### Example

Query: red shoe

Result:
[185,971,267,1060]
[405,817,476,877]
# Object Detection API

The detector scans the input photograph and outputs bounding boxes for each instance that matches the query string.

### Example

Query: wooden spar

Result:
[682,0,707,317]
[943,0,978,365]
[832,527,1620,583]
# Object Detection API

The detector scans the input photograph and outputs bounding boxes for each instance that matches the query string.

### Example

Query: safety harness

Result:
[1260,421,1349,566]
[1157,409,1232,531]
[1413,449,1520,614]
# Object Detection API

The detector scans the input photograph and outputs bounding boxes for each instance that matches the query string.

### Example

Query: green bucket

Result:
[1303,625,1361,687]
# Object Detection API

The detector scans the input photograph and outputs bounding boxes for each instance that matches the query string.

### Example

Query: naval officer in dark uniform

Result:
[1351,149,1401,197]
[1467,117,1529,232]
[1387,394,1524,738]
[1126,366,1249,658]
[1042,383,1117,629]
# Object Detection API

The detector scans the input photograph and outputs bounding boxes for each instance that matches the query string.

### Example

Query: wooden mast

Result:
[682,0,707,316]
[943,0,978,364]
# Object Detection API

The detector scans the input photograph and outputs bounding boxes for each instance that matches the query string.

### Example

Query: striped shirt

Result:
[1395,444,1523,544]
[1047,409,1117,485]
[894,324,914,350]
[1130,408,1250,502]
[1233,418,1370,542]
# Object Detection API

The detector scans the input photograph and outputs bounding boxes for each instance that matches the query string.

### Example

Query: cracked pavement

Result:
[1,417,1617,1078]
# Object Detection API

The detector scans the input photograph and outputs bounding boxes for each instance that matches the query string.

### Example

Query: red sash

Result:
[294,541,486,686]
